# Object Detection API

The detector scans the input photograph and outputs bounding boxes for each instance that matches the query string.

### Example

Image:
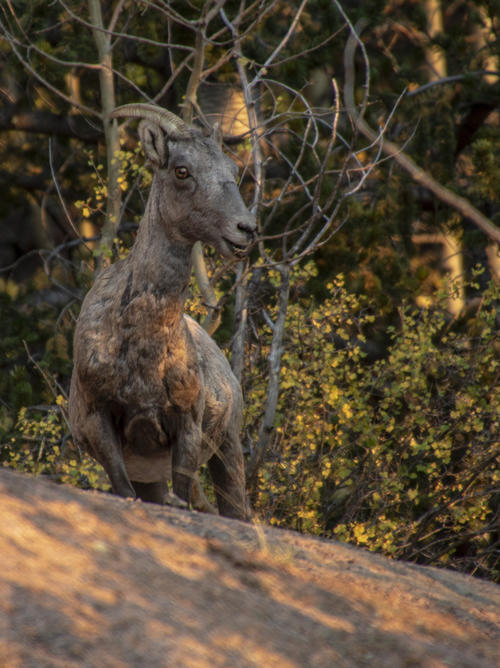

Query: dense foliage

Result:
[247,265,499,579]
[1,0,499,582]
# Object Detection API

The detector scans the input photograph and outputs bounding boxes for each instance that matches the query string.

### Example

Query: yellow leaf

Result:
[342,403,353,419]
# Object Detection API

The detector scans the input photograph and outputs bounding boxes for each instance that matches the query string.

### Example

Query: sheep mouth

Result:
[223,237,248,258]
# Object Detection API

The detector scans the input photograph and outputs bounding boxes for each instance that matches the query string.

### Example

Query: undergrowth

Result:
[1,262,499,583]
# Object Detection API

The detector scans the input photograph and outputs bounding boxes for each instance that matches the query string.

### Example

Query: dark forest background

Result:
[1,0,499,582]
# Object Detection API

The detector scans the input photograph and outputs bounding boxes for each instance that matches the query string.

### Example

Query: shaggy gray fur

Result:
[69,105,255,520]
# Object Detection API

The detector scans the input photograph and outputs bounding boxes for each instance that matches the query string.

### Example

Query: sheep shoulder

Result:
[72,262,239,429]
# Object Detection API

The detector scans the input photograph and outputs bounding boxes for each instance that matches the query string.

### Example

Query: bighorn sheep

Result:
[69,103,256,520]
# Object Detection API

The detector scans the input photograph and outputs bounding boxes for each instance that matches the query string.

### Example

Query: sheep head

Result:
[110,103,256,258]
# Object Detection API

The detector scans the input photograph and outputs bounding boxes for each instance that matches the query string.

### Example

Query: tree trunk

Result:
[423,0,464,316]
[472,6,499,86]
[88,0,121,262]
[424,0,447,81]
[182,18,222,334]
[247,265,290,490]
[230,262,249,383]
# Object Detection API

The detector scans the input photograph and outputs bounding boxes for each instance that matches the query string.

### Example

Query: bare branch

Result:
[0,107,101,142]
[88,0,121,252]
[230,260,250,383]
[0,16,99,117]
[48,138,89,249]
[407,70,500,97]
[343,22,500,244]
[253,0,309,85]
[247,263,290,488]
[56,0,195,50]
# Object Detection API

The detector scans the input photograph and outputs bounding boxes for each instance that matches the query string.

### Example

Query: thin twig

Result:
[48,139,85,246]
[343,21,500,244]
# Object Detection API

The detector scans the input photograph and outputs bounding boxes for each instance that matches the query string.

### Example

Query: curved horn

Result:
[110,103,191,139]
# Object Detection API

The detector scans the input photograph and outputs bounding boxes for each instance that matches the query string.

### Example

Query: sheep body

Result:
[69,105,255,519]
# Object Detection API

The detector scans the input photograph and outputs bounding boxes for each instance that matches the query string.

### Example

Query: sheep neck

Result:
[127,204,193,307]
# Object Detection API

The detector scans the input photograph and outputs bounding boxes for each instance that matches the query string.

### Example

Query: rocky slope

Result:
[0,467,498,667]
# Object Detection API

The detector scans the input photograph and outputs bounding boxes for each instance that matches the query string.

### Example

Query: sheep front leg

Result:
[84,409,136,499]
[131,480,169,504]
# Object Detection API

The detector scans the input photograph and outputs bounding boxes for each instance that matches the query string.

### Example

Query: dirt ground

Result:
[0,467,499,668]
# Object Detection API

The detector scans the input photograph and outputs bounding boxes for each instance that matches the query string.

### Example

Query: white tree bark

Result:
[423,0,464,316]
[88,0,121,259]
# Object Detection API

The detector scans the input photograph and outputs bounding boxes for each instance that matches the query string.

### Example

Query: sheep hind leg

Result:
[191,479,218,514]
[131,479,210,510]
[208,432,250,521]
[171,420,202,510]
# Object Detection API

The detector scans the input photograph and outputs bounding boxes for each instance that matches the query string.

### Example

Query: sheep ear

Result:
[138,120,168,168]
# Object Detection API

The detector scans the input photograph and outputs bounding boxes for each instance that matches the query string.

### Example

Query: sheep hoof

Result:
[163,491,189,509]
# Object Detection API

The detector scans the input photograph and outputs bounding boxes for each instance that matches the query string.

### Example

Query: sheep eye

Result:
[175,166,189,180]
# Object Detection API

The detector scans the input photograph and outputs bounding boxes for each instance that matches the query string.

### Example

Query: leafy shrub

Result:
[0,274,108,492]
[5,397,108,490]
[248,266,500,582]
[2,253,498,583]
